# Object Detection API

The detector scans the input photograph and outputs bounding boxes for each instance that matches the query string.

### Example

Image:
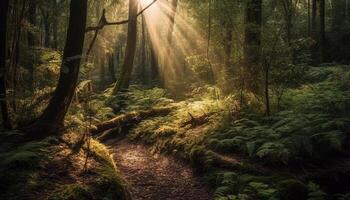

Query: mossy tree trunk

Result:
[26,0,87,137]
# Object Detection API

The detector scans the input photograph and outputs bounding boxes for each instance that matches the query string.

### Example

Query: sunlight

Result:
[140,0,213,89]
[139,0,155,8]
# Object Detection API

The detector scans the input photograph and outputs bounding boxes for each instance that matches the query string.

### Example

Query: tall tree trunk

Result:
[331,0,346,32]
[9,0,26,113]
[167,0,178,45]
[224,26,233,70]
[52,0,59,49]
[113,0,139,94]
[308,0,311,36]
[26,0,87,137]
[311,0,319,64]
[27,0,37,92]
[139,15,146,84]
[244,0,262,93]
[0,0,11,129]
[319,0,326,62]
[150,43,159,82]
[99,55,106,89]
[108,53,116,83]
[43,13,51,48]
[207,0,212,58]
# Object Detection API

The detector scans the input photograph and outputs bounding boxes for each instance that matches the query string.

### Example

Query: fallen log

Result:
[90,107,174,136]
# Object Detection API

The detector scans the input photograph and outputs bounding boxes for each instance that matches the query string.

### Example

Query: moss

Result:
[89,139,131,200]
[48,184,92,200]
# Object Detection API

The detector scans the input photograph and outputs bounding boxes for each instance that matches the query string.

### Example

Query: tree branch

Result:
[85,0,158,33]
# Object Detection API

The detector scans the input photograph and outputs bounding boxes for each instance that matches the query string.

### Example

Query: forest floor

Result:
[107,138,213,200]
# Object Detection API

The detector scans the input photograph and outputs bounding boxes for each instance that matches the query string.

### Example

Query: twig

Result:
[85,0,159,32]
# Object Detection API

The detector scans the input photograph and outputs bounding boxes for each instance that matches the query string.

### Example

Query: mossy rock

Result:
[277,179,308,200]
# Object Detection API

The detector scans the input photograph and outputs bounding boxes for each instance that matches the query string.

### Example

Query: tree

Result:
[319,0,325,62]
[27,0,37,92]
[26,0,87,137]
[311,0,318,64]
[113,0,139,94]
[108,53,117,83]
[0,0,11,129]
[244,0,262,93]
[139,15,147,84]
[167,0,178,45]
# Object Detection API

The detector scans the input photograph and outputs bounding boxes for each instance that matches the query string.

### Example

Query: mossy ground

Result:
[0,130,130,200]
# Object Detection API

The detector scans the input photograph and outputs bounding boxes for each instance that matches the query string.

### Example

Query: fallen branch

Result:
[90,107,173,135]
[181,112,210,128]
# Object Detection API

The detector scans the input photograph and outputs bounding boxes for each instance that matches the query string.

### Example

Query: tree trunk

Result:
[113,0,139,94]
[9,0,26,113]
[308,0,311,36]
[52,0,59,49]
[207,0,212,58]
[0,0,11,129]
[244,0,262,93]
[99,55,106,89]
[167,0,178,45]
[108,53,116,83]
[331,0,346,32]
[43,13,51,48]
[27,0,37,92]
[150,43,159,82]
[139,15,146,84]
[224,26,233,70]
[319,0,326,62]
[311,0,319,64]
[26,0,87,137]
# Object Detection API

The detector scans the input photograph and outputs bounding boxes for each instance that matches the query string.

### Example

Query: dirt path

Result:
[108,139,213,200]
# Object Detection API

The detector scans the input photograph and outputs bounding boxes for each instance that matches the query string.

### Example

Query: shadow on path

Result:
[108,139,213,200]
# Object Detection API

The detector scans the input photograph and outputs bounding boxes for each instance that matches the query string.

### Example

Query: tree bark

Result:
[331,0,346,32]
[99,55,106,89]
[224,26,233,70]
[27,0,37,92]
[108,53,116,83]
[308,0,311,36]
[43,11,51,48]
[167,0,178,45]
[150,43,159,82]
[311,0,319,64]
[319,0,326,62]
[139,15,147,84]
[26,0,87,137]
[0,0,11,129]
[113,0,139,94]
[244,0,262,93]
[52,0,59,49]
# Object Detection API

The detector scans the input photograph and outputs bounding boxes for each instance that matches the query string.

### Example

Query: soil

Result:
[109,139,213,200]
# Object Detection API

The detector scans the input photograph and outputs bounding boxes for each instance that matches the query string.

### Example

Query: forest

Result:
[1,0,350,199]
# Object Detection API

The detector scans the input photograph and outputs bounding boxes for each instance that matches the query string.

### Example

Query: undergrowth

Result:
[125,66,350,200]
